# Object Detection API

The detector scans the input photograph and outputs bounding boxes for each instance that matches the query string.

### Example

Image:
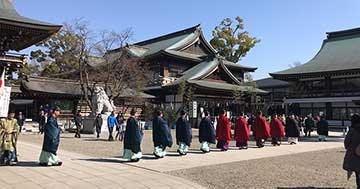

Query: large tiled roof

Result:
[256,77,289,88]
[270,27,360,79]
[0,0,61,51]
[21,76,154,99]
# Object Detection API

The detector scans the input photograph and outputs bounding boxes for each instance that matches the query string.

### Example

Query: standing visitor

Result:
[17,112,25,133]
[38,111,47,134]
[94,113,103,138]
[253,111,271,148]
[123,109,143,162]
[270,114,285,146]
[74,110,83,138]
[0,107,19,166]
[304,114,315,137]
[107,111,118,141]
[343,114,360,189]
[175,110,192,155]
[234,112,250,149]
[216,109,231,151]
[317,115,329,141]
[199,111,216,153]
[285,115,300,144]
[116,112,124,141]
[39,107,62,166]
[152,110,173,158]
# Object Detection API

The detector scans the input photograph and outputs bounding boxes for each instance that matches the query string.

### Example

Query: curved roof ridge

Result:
[134,24,200,46]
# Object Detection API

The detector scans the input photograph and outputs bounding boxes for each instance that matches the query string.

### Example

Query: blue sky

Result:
[15,0,360,79]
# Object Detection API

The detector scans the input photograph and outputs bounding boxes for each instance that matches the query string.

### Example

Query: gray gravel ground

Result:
[19,129,260,157]
[19,130,353,189]
[169,148,356,189]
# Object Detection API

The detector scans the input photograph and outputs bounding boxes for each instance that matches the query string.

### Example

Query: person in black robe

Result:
[317,115,329,141]
[39,107,62,166]
[285,115,300,144]
[175,110,192,155]
[199,111,216,153]
[123,109,142,162]
[152,110,173,158]
[74,110,83,138]
[94,114,103,138]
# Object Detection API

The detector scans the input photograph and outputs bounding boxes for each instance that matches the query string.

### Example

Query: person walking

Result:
[94,114,103,138]
[39,107,62,166]
[304,114,315,137]
[216,109,231,151]
[343,114,360,189]
[317,115,329,141]
[270,114,285,146]
[199,111,216,153]
[17,112,25,133]
[234,112,250,150]
[123,109,143,162]
[253,111,271,148]
[285,115,300,144]
[152,110,173,158]
[116,112,125,141]
[74,110,83,138]
[175,110,192,155]
[0,107,19,166]
[107,111,118,141]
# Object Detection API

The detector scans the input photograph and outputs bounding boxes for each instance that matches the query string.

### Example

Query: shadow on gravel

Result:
[277,187,345,189]
[82,138,109,142]
[15,161,43,167]
[78,158,129,163]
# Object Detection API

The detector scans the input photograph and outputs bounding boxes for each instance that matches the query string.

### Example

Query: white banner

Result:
[0,87,11,117]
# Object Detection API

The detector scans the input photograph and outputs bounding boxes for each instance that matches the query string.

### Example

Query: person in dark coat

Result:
[94,114,103,138]
[285,115,300,144]
[304,114,315,137]
[39,107,62,166]
[123,109,142,162]
[74,110,83,138]
[116,112,125,141]
[199,111,216,153]
[152,110,173,158]
[253,111,271,148]
[317,115,329,141]
[270,114,285,146]
[175,110,192,155]
[234,112,250,149]
[16,112,25,133]
[343,114,360,188]
[216,109,231,151]
[38,111,46,134]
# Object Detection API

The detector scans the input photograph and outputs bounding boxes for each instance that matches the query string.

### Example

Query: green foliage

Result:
[232,87,243,102]
[19,62,41,78]
[244,73,256,95]
[177,80,186,96]
[30,21,86,77]
[210,16,260,63]
[163,108,178,127]
[142,103,154,121]
[184,85,194,104]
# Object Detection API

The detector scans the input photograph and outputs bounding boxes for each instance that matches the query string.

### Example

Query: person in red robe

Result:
[253,111,271,148]
[216,109,231,151]
[234,112,250,150]
[270,114,285,146]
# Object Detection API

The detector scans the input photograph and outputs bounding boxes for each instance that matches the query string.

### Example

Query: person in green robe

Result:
[39,107,62,166]
[0,107,19,166]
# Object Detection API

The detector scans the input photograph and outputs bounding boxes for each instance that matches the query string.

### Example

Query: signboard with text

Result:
[189,101,197,118]
[0,87,11,117]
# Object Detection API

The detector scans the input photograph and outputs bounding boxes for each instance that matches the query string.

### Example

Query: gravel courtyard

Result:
[18,130,354,188]
[169,148,355,189]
